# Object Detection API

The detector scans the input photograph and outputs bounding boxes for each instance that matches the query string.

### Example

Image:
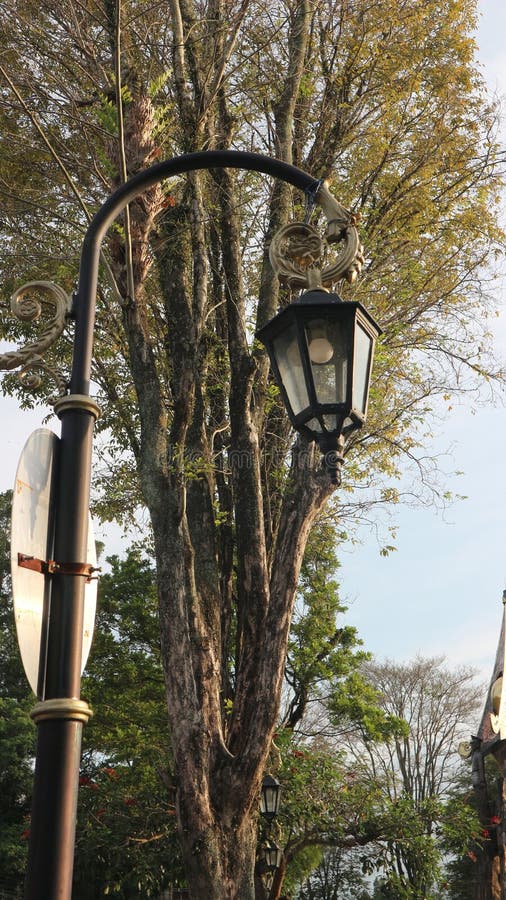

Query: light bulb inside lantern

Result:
[307,322,334,364]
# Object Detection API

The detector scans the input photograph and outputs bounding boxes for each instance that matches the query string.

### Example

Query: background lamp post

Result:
[260,774,281,823]
[256,287,381,483]
[0,150,370,899]
[259,841,283,872]
[256,841,283,893]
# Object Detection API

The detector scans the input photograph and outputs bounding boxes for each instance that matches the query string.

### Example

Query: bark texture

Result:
[102,3,328,896]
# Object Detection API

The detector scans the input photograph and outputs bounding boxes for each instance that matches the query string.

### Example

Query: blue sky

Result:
[337,0,506,677]
[1,1,505,681]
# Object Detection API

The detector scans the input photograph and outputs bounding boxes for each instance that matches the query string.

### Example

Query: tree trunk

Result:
[473,854,501,900]
[176,806,258,899]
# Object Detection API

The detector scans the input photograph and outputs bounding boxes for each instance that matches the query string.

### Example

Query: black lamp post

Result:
[260,774,281,823]
[256,288,381,483]
[1,150,374,900]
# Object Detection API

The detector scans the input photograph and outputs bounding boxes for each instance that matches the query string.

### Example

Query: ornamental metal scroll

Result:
[269,182,364,291]
[0,281,71,397]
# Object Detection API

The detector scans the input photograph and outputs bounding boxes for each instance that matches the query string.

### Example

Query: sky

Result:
[1,1,506,686]
[337,0,506,678]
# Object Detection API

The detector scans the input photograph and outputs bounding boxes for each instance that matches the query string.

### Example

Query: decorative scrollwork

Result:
[18,355,69,399]
[269,182,364,291]
[269,223,325,290]
[0,281,71,397]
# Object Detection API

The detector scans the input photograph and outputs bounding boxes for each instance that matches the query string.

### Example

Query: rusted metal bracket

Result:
[18,553,100,583]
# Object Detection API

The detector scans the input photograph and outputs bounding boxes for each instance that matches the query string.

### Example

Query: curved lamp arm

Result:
[2,151,361,398]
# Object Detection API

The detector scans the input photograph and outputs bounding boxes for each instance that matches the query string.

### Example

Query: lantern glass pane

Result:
[304,319,348,406]
[352,323,372,414]
[261,781,280,817]
[272,322,309,416]
[262,843,282,870]
[323,415,338,431]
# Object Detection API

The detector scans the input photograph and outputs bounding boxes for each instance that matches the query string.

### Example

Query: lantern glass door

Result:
[271,322,309,416]
[304,318,348,406]
[352,322,373,415]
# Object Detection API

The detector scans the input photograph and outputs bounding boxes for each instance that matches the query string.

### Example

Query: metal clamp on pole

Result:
[53,394,101,420]
[17,553,100,582]
[31,698,93,725]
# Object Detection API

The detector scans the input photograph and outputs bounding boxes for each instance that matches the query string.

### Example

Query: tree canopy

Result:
[0,491,35,896]
[0,1,504,896]
[340,656,484,897]
[0,497,489,897]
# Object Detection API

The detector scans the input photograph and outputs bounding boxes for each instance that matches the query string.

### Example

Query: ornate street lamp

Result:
[256,288,380,483]
[258,219,381,484]
[260,774,281,822]
[0,150,377,899]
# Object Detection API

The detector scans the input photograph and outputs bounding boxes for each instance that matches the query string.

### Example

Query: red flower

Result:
[482,829,491,839]
[79,776,99,790]
[21,829,30,840]
[491,815,501,825]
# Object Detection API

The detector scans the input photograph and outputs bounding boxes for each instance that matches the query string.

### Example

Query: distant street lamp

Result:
[259,841,283,873]
[260,774,281,823]
[1,150,376,900]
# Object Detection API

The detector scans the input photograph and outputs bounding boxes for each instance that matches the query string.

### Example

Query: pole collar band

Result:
[53,394,101,420]
[30,698,93,724]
